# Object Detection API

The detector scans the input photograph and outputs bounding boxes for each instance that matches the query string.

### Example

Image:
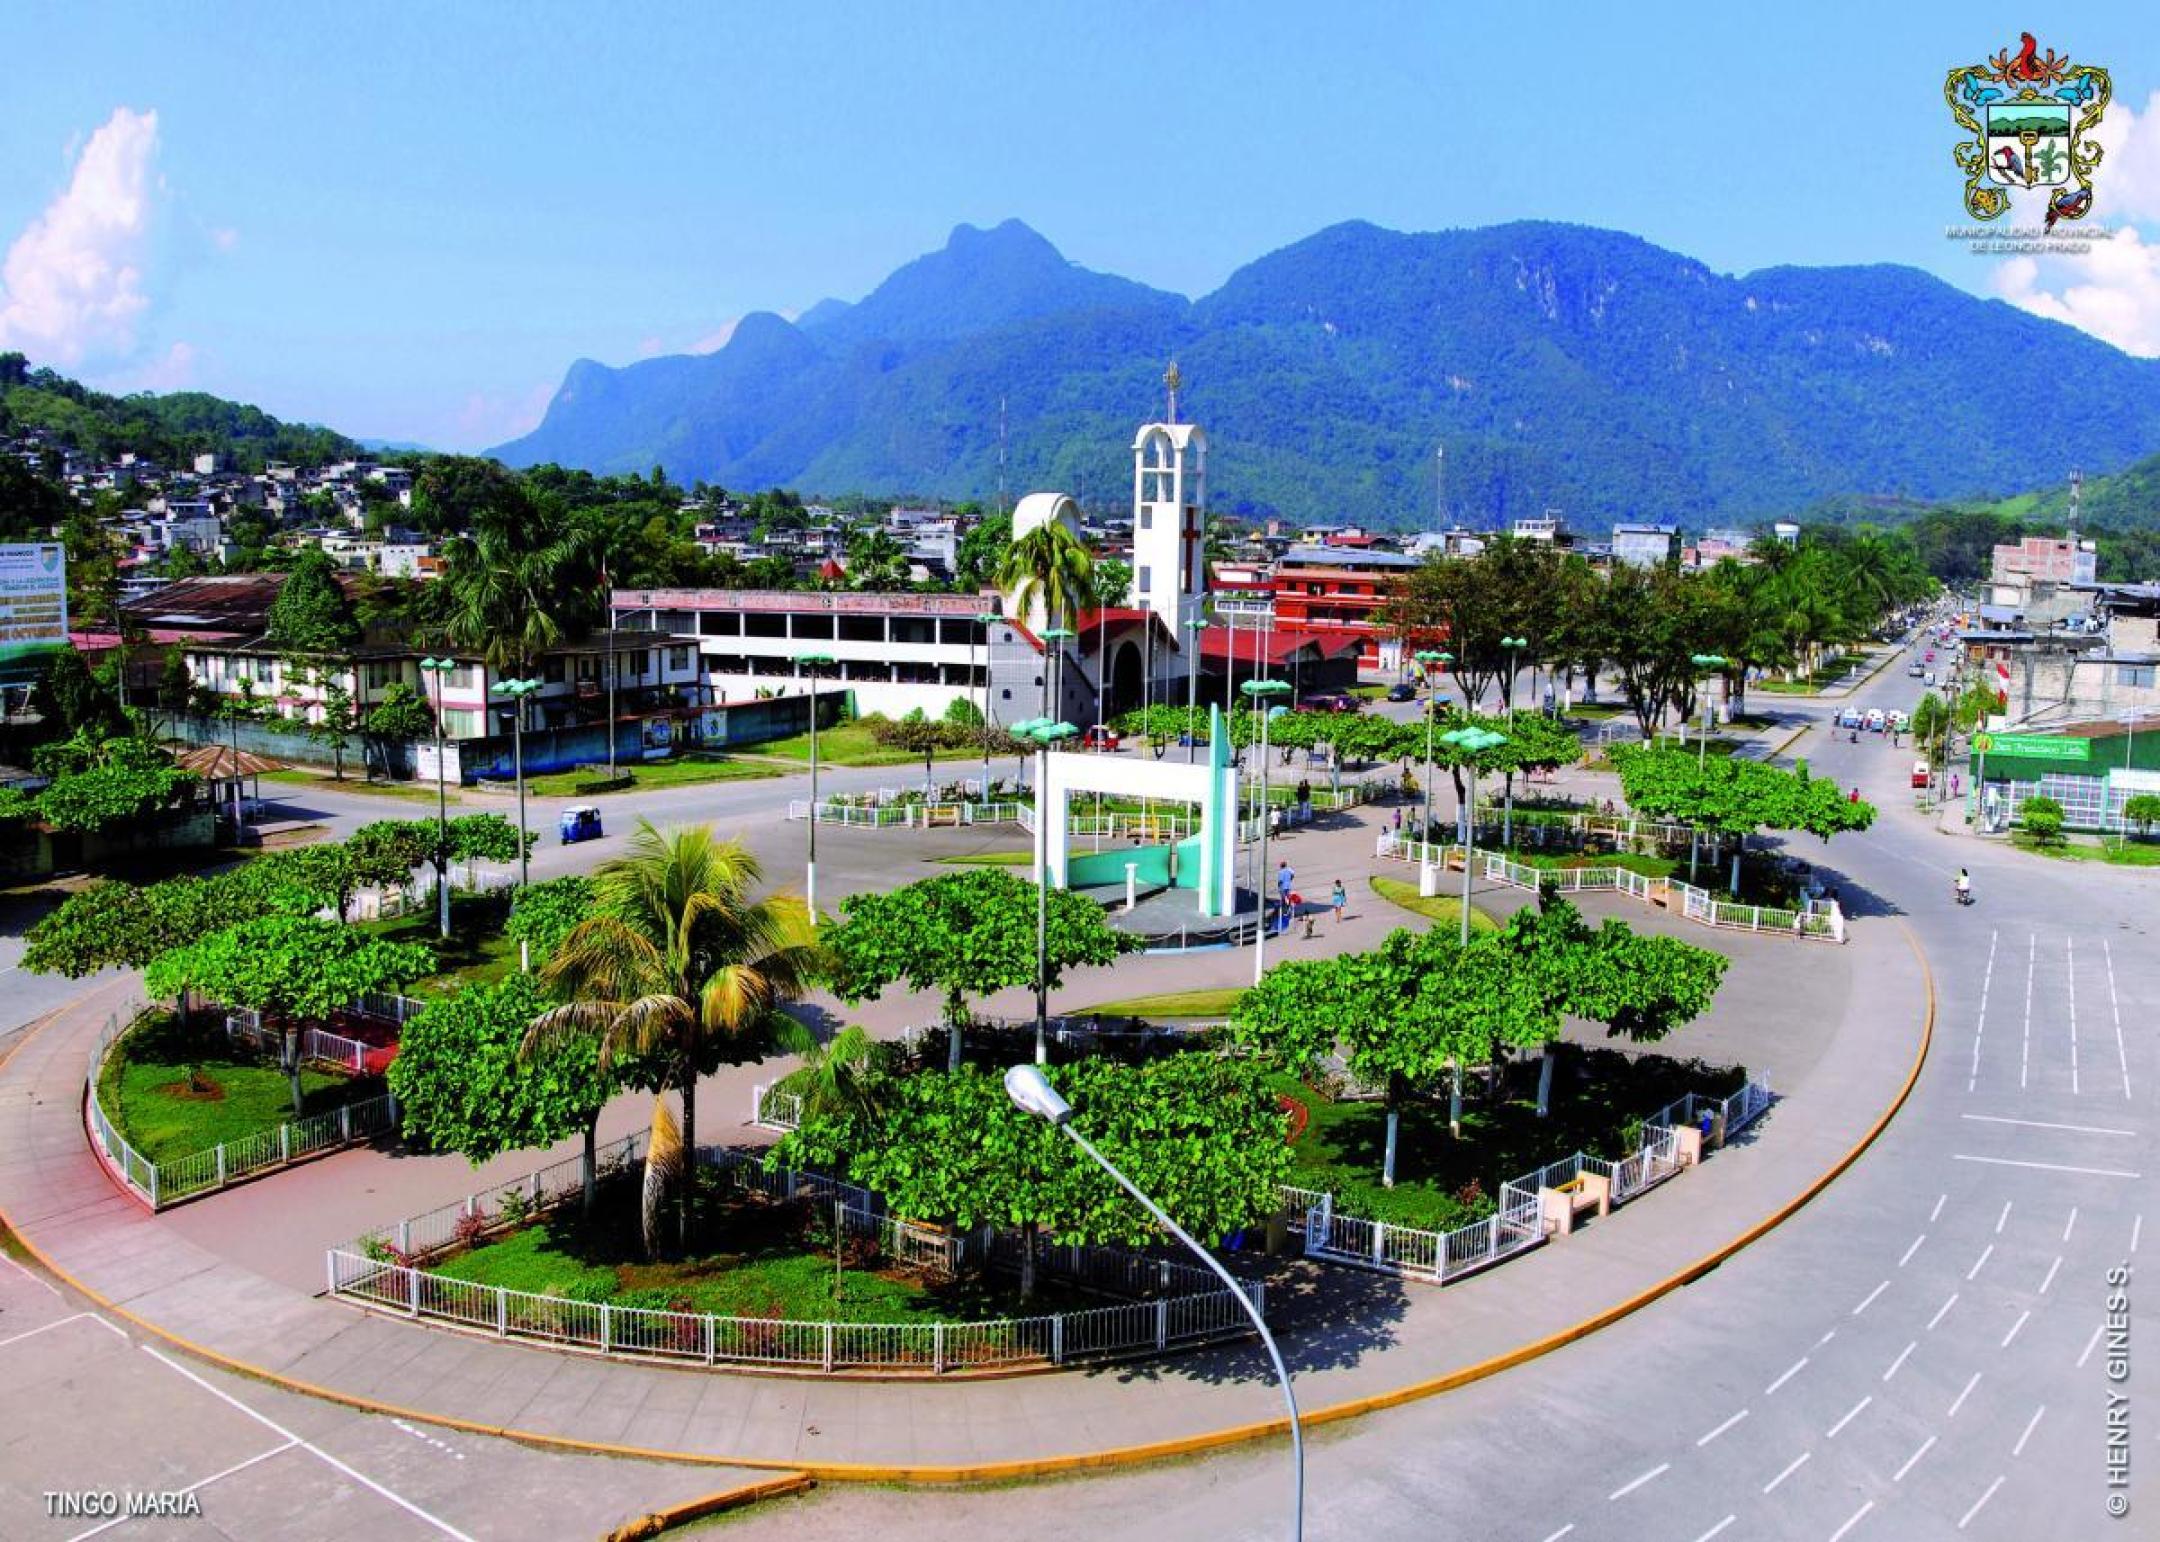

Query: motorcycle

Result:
[1955,882,1974,907]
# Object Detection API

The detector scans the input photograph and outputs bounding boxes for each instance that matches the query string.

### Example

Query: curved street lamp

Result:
[1183,616,1209,763]
[417,657,456,939]
[1439,725,1507,948]
[1242,678,1293,986]
[499,677,543,892]
[1412,650,1450,867]
[796,652,837,921]
[1015,717,1078,1066]
[1004,1063,1303,1542]
[1501,635,1528,722]
[974,614,1002,781]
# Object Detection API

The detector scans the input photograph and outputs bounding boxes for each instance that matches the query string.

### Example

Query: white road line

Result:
[1953,1155,2142,1180]
[1949,1371,1983,1417]
[1970,931,1996,1092]
[1766,1356,1809,1395]
[1932,1192,1949,1223]
[2002,1310,2032,1349]
[1828,1395,1872,1438]
[2013,1404,2047,1457]
[0,1312,103,1350]
[1968,1243,1995,1280]
[1997,1200,2013,1235]
[1608,1464,1668,1501]
[2039,1256,2062,1295]
[1894,1435,1938,1483]
[1697,1408,1749,1447]
[2133,1214,2143,1254]
[139,1346,479,1542]
[1884,1341,1918,1381]
[1817,1329,1837,1347]
[1960,1114,2135,1137]
[1763,1450,1811,1494]
[1899,1234,1927,1267]
[2021,932,2033,1089]
[2064,1206,2079,1243]
[1959,1475,2005,1529]
[2068,936,2080,1095]
[1929,1292,1960,1331]
[0,1249,63,1298]
[2078,1322,2105,1368]
[1539,1527,1575,1542]
[2105,939,2129,1100]
[1855,1279,1891,1315]
[1829,1500,1875,1542]
[1690,1516,1735,1542]
[65,1439,301,1542]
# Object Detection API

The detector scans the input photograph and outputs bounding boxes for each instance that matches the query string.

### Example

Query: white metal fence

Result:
[1286,1075,1772,1285]
[331,1135,1264,1376]
[87,1007,400,1209]
[221,992,424,1074]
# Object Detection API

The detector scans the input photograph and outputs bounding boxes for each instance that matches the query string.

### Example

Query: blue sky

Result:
[2,2,2154,450]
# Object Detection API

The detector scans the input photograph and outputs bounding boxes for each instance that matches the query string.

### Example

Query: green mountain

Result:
[0,353,360,471]
[491,219,2160,527]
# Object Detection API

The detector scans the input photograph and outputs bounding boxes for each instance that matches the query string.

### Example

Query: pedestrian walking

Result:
[1330,878,1347,926]
[1276,860,1294,934]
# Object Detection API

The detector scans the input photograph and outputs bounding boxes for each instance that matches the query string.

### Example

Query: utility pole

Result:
[1435,445,1445,528]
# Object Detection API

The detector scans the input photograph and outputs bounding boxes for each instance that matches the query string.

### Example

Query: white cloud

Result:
[0,107,163,368]
[1994,227,2160,357]
[123,341,197,392]
[2090,89,2160,223]
[688,318,742,354]
[451,379,558,449]
[209,226,239,254]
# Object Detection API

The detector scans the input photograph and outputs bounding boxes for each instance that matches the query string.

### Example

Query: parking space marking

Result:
[1538,1524,1575,1542]
[0,1311,104,1350]
[1608,1463,1668,1501]
[2067,937,2080,1095]
[1928,1293,1959,1332]
[139,1345,480,1542]
[2038,1256,2062,1295]
[1697,1409,1749,1447]
[1884,1341,1917,1381]
[1766,1356,1809,1395]
[0,1248,62,1298]
[1894,1435,1937,1482]
[1763,1451,1811,1494]
[1949,1372,1983,1418]
[2001,1311,2031,1349]
[1690,1517,1735,1542]
[1961,1114,2133,1137]
[1958,1475,2005,1529]
[1898,1235,1925,1268]
[1996,1201,2012,1236]
[1829,1499,1874,1542]
[2063,1207,2078,1243]
[2013,1404,2046,1458]
[2021,933,2032,1090]
[1931,1192,1948,1224]
[1854,1279,1890,1315]
[1967,1243,1994,1281]
[2104,940,2129,1100]
[2078,1322,2104,1368]
[1969,931,1996,1092]
[1827,1395,1871,1438]
[65,1439,301,1542]
[1953,1156,2141,1180]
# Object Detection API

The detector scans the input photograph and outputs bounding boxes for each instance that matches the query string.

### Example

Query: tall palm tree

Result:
[437,491,604,677]
[997,519,1093,717]
[527,822,824,1251]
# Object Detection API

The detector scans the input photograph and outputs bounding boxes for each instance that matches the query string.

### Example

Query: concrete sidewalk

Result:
[0,843,1924,1476]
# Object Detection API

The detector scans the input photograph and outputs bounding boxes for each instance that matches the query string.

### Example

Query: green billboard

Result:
[0,543,68,686]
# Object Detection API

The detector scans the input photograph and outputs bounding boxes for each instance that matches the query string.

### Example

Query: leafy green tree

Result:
[868,714,966,788]
[825,868,1128,1072]
[266,548,360,658]
[365,682,435,743]
[528,822,822,1252]
[145,915,434,1110]
[308,681,361,780]
[31,648,125,741]
[389,973,620,1214]
[2123,793,2160,840]
[953,512,1011,591]
[433,482,603,674]
[2019,794,2066,847]
[842,527,911,590]
[506,876,594,966]
[777,1056,1290,1297]
[1611,746,1875,892]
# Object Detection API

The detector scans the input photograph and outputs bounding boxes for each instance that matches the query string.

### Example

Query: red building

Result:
[1263,545,1418,672]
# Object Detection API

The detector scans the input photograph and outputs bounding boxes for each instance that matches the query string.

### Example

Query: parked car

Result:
[1385,682,1418,703]
[558,805,604,844]
[1924,671,1936,687]
[1081,724,1121,752]
[1912,759,1932,788]
[1907,662,1924,677]
[1300,692,1358,714]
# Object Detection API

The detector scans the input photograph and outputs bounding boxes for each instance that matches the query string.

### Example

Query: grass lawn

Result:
[1072,987,1248,1019]
[431,1180,1092,1323]
[353,893,518,998]
[1564,702,1628,720]
[259,768,455,805]
[1493,848,1680,880]
[521,754,783,797]
[1270,1042,1747,1231]
[933,850,1032,866]
[1367,875,1503,934]
[2011,833,2160,867]
[100,1012,384,1165]
[752,721,989,769]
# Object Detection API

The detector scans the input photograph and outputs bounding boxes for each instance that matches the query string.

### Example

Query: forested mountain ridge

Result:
[0,353,359,471]
[492,218,2160,526]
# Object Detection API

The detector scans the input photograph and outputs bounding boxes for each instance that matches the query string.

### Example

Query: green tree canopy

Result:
[266,548,360,658]
[144,914,434,1021]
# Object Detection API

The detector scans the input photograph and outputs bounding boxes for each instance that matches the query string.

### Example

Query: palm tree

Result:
[527,822,824,1252]
[436,491,603,677]
[997,519,1093,717]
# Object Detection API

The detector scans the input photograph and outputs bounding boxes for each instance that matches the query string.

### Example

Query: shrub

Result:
[452,1209,489,1247]
[2020,794,2066,847]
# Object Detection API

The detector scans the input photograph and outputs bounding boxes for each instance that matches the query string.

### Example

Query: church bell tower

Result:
[1130,362,1208,684]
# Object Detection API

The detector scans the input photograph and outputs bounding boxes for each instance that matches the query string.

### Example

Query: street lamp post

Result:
[975,613,1001,785]
[1013,718,1077,1066]
[1440,726,1507,948]
[1004,1064,1303,1542]
[1687,654,1729,880]
[1184,616,1207,763]
[796,652,836,922]
[1243,678,1292,987]
[1412,651,1449,866]
[1501,636,1527,722]
[500,678,542,890]
[418,657,455,939]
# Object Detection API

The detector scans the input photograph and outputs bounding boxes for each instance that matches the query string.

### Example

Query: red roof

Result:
[1197,627,1364,665]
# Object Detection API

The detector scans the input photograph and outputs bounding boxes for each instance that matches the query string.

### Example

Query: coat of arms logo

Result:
[1946,32,2110,229]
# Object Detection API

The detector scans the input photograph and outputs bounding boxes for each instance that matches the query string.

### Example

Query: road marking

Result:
[1898,1234,1926,1267]
[1959,1475,2005,1529]
[0,1249,62,1298]
[2133,1214,2143,1254]
[2063,1206,2078,1243]
[1829,1500,1875,1542]
[1817,1328,1837,1347]
[1828,1395,1872,1438]
[1894,1434,1938,1482]
[2105,939,2129,1100]
[2067,936,2079,1095]
[1697,1408,1749,1447]
[1608,1463,1668,1501]
[2039,1255,2062,1295]
[1763,1450,1811,1494]
[1929,1292,1959,1331]
[1996,1200,2013,1235]
[2078,1322,2104,1368]
[2001,1310,2031,1349]
[1766,1356,1809,1395]
[65,1439,302,1542]
[1960,1113,2135,1137]
[139,1346,479,1542]
[1931,1192,1948,1223]
[1690,1517,1735,1542]
[1854,1279,1891,1315]
[0,1312,110,1350]
[1538,1526,1575,1542]
[2021,933,2033,1089]
[1953,1155,2141,1180]
[1967,1243,1994,1280]
[1949,1371,1983,1417]
[1969,929,1997,1092]
[1884,1341,1917,1381]
[2013,1403,2046,1457]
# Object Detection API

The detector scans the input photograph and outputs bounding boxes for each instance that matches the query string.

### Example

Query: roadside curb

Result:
[601,1474,816,1541]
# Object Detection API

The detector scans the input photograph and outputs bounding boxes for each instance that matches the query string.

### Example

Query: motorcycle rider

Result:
[1955,868,1972,905]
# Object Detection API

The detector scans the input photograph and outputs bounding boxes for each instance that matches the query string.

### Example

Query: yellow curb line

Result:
[601,1474,817,1541]
[0,929,1932,1487]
